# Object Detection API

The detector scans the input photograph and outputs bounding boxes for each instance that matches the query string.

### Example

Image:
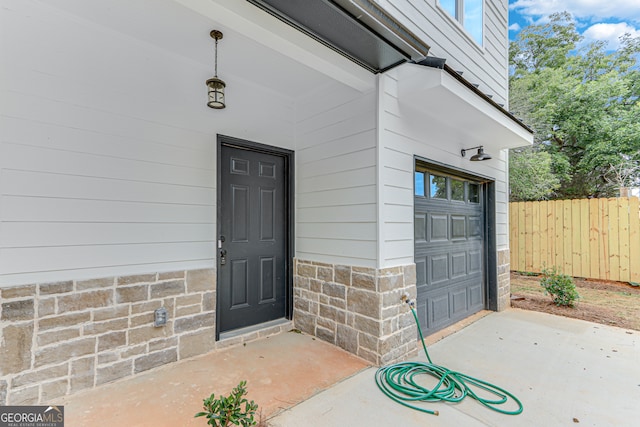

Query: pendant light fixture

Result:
[206,30,226,109]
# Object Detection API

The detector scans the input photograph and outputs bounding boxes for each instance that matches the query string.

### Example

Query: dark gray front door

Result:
[218,142,288,334]
[414,166,485,334]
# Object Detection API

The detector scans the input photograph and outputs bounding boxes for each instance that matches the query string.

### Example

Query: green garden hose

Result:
[375,304,523,416]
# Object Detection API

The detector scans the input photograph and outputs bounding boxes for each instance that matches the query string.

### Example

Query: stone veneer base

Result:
[293,259,420,366]
[0,252,511,405]
[0,269,291,406]
[293,253,511,366]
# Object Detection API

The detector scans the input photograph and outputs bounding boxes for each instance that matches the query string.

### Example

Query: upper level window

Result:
[439,0,483,45]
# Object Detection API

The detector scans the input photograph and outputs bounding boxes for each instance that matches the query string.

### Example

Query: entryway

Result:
[61,330,370,427]
[414,160,488,334]
[217,136,293,336]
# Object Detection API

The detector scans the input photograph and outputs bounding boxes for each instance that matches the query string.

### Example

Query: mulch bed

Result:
[510,295,634,329]
[510,274,640,331]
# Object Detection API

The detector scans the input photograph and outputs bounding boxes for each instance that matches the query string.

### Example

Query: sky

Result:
[508,0,640,50]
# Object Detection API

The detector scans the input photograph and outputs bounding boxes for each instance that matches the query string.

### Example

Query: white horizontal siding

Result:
[0,1,297,286]
[0,223,215,248]
[297,186,377,208]
[378,73,510,268]
[295,83,378,267]
[298,166,377,194]
[297,222,377,240]
[1,169,214,206]
[0,243,214,275]
[298,204,377,223]
[298,147,377,180]
[296,239,377,262]
[1,116,213,170]
[382,0,509,104]
[0,142,214,189]
[1,197,214,224]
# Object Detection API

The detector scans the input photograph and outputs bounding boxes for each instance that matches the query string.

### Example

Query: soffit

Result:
[397,63,534,151]
[246,0,429,73]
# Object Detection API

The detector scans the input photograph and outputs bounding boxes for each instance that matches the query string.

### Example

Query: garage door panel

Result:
[429,294,450,328]
[429,214,448,241]
[469,284,483,307]
[451,251,467,278]
[469,216,482,238]
[451,288,468,315]
[451,215,466,240]
[415,214,427,241]
[416,300,428,331]
[416,258,427,286]
[421,280,484,329]
[430,254,449,284]
[469,249,482,273]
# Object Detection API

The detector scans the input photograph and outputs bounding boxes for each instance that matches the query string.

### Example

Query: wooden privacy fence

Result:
[509,197,640,282]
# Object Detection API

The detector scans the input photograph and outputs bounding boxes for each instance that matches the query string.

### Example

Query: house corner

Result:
[293,259,419,366]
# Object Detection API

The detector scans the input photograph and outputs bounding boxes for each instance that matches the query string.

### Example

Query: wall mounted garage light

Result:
[206,30,226,109]
[461,146,492,161]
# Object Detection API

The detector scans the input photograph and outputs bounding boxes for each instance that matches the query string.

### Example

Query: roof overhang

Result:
[397,63,534,150]
[246,0,429,73]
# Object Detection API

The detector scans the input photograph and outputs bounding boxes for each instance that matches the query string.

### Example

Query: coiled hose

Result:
[375,306,523,416]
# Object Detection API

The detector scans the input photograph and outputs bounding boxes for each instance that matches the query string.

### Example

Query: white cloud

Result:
[509,0,640,23]
[582,22,640,49]
[509,23,521,31]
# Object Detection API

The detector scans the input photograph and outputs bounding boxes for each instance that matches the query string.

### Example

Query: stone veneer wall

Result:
[293,259,419,366]
[0,269,291,406]
[497,249,511,311]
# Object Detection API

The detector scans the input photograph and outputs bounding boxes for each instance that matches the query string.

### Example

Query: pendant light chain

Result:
[214,36,219,78]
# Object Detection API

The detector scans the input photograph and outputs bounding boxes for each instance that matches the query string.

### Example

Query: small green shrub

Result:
[540,266,579,307]
[195,380,259,427]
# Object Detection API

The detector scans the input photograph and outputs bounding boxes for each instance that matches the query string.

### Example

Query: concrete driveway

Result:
[271,309,640,427]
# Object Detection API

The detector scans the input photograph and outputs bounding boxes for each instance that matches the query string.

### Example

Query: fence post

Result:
[630,197,640,282]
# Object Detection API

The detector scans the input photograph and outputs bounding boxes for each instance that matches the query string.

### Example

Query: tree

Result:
[605,153,640,194]
[509,12,640,200]
[509,148,564,201]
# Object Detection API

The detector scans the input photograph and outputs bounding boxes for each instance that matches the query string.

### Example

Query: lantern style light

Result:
[206,30,226,109]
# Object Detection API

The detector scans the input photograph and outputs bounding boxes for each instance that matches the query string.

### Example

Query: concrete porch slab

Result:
[60,331,370,426]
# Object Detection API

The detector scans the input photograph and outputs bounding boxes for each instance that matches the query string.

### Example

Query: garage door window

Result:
[451,178,465,201]
[468,183,480,203]
[430,174,447,199]
[415,171,426,196]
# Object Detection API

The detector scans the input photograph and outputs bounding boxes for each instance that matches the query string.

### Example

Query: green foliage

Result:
[540,266,580,307]
[195,381,259,427]
[510,12,581,73]
[509,148,562,201]
[509,12,640,199]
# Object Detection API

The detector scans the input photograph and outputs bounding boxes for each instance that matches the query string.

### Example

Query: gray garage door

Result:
[414,165,485,334]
